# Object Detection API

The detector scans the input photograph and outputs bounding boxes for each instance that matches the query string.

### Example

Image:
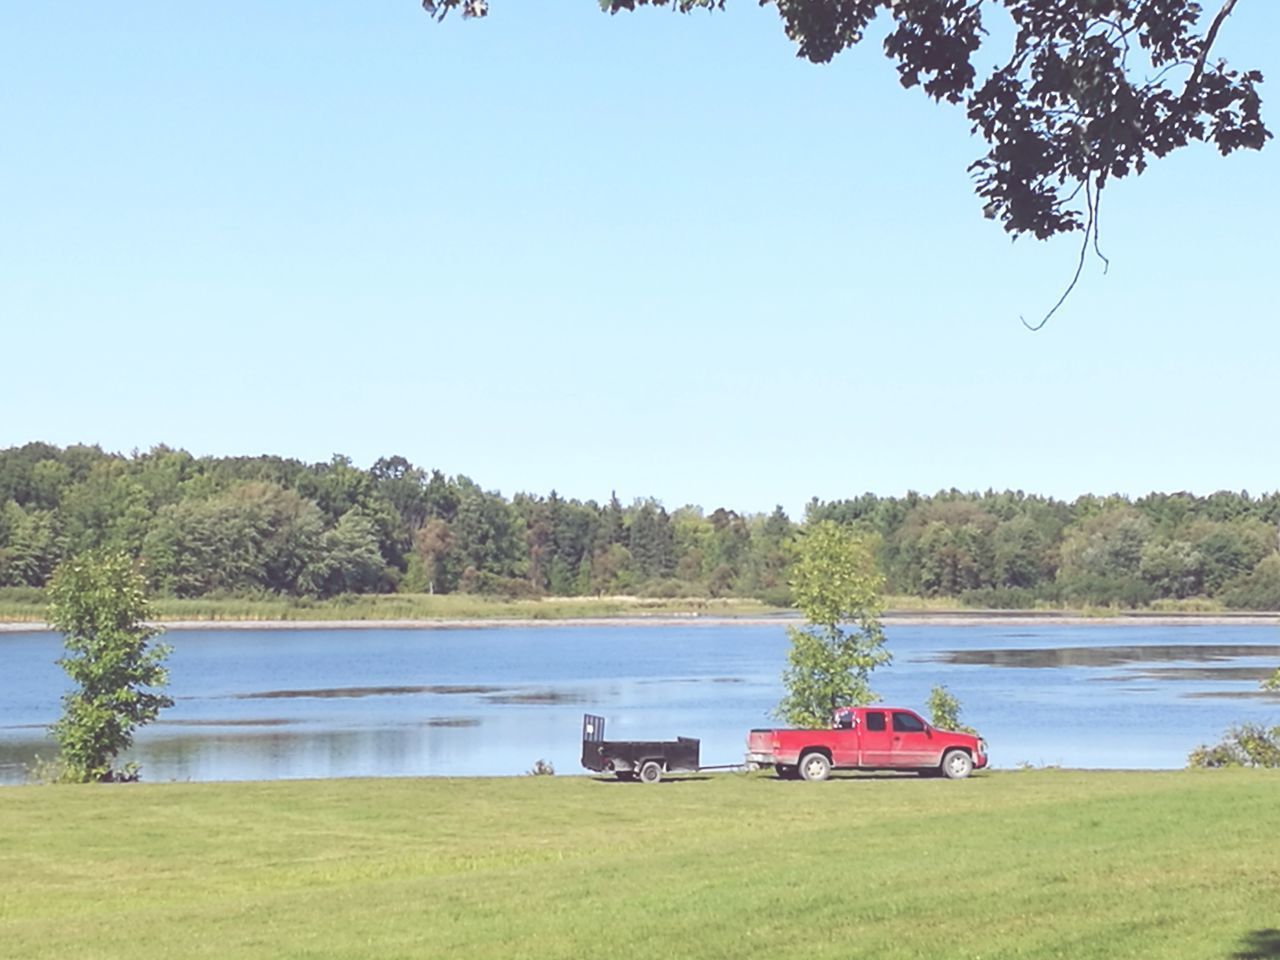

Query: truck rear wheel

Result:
[799,753,831,782]
[638,761,663,784]
[941,750,974,780]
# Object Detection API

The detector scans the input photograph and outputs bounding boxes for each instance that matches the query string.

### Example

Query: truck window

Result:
[865,711,886,732]
[892,712,925,733]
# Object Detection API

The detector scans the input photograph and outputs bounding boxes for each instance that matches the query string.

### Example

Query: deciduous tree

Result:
[414,517,457,594]
[47,552,172,783]
[776,520,890,727]
[425,0,1269,259]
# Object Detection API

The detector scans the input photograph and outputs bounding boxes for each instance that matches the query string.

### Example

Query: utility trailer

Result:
[580,714,700,783]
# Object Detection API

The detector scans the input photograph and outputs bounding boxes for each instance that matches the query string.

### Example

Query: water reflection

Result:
[230,684,504,699]
[481,690,596,705]
[637,677,747,685]
[1097,666,1278,683]
[159,717,297,727]
[933,644,1280,668]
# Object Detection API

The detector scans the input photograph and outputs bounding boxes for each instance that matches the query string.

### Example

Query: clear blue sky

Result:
[2,2,1277,517]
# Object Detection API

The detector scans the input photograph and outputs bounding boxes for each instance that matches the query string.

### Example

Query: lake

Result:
[2,620,1278,784]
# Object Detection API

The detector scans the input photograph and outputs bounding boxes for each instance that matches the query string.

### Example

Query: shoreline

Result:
[3,611,1278,633]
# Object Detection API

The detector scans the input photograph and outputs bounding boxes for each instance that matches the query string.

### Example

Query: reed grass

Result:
[0,588,781,624]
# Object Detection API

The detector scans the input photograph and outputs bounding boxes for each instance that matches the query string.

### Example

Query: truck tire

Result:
[799,752,831,782]
[941,749,974,780]
[638,761,663,784]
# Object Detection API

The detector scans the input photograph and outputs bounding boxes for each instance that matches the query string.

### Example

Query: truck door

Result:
[858,710,893,766]
[890,710,935,767]
[830,708,860,767]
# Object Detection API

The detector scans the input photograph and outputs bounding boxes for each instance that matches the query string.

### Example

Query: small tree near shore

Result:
[48,552,173,783]
[926,684,977,735]
[775,521,890,728]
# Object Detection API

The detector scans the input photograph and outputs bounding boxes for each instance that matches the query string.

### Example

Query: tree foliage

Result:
[425,0,1269,249]
[926,683,977,735]
[47,552,173,783]
[776,521,890,727]
[3,444,1280,612]
[1187,722,1280,768]
[810,488,1280,610]
[1187,660,1280,768]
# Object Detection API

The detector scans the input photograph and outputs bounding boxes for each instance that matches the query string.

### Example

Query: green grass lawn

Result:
[1,770,1277,959]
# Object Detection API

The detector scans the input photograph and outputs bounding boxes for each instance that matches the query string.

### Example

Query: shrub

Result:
[1188,723,1280,768]
[752,584,793,608]
[459,568,539,600]
[525,759,555,776]
[960,587,1038,610]
[0,586,46,604]
[24,754,67,785]
[639,578,687,599]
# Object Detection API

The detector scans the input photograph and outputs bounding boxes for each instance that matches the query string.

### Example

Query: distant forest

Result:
[2,443,1279,610]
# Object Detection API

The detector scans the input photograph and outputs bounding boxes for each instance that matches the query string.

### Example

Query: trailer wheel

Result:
[775,764,799,780]
[615,772,636,782]
[941,750,974,780]
[638,761,663,784]
[799,753,831,782]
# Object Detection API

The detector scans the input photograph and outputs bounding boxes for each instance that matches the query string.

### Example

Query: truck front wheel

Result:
[638,761,663,784]
[799,753,831,782]
[941,750,974,780]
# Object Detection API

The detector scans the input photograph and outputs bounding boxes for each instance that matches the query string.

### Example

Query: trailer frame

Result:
[580,714,701,783]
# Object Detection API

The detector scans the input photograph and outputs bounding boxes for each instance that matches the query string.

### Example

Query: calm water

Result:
[2,621,1278,784]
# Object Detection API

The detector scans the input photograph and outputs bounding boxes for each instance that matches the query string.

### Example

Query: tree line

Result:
[1,442,1278,610]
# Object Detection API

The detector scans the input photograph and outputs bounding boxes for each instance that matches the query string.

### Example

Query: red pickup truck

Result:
[746,706,988,781]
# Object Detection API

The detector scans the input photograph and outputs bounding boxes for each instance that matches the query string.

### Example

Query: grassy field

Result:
[2,770,1277,959]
